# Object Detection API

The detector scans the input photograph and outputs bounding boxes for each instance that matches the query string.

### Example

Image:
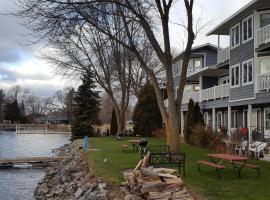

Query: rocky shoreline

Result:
[35,143,124,200]
[35,142,195,200]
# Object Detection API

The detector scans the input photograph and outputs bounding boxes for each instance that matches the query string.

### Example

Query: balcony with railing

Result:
[257,24,270,47]
[257,72,270,91]
[182,83,230,104]
[217,47,230,64]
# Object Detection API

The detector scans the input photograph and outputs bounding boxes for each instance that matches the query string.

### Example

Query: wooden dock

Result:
[0,156,66,166]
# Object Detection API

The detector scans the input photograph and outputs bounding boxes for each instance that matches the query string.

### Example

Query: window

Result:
[230,64,240,87]
[231,24,240,48]
[216,112,223,129]
[194,58,202,68]
[219,76,229,85]
[242,59,253,85]
[204,112,209,126]
[260,13,270,28]
[173,61,182,76]
[242,15,253,43]
[231,111,238,128]
[265,109,270,130]
[223,112,228,128]
[243,110,248,128]
[260,57,270,74]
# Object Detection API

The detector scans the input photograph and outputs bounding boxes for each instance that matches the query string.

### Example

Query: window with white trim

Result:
[230,64,240,87]
[242,59,253,85]
[242,15,253,43]
[265,109,270,130]
[231,24,240,48]
[231,111,238,128]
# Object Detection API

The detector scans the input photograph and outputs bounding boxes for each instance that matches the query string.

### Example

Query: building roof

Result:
[172,43,218,63]
[207,0,270,35]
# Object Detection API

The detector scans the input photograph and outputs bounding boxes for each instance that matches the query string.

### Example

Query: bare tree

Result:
[16,0,195,152]
[48,87,75,122]
[7,85,29,104]
[26,94,50,117]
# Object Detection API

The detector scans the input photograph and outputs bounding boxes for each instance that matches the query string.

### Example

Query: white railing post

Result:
[257,24,270,47]
[213,85,216,100]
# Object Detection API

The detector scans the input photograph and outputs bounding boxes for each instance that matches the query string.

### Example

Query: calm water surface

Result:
[0,131,70,200]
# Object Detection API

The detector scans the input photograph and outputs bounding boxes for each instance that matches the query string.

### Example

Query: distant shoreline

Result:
[16,131,71,134]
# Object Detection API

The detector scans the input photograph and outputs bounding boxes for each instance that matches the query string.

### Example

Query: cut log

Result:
[133,159,143,174]
[156,173,178,179]
[141,182,167,194]
[164,178,183,185]
[153,168,177,175]
[148,191,172,199]
[142,152,150,168]
[141,167,159,177]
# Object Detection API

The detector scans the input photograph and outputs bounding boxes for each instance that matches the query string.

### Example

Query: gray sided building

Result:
[173,0,270,153]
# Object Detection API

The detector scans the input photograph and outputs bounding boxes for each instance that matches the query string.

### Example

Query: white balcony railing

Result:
[257,24,270,46]
[187,65,204,76]
[218,47,230,64]
[182,83,230,104]
[257,72,270,91]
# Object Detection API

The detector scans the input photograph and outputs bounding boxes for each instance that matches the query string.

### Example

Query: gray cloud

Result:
[0,65,17,82]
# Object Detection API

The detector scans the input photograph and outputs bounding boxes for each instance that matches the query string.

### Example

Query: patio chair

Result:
[234,140,248,155]
[248,141,267,158]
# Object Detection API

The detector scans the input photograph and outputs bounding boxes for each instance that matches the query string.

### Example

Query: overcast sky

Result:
[0,0,252,97]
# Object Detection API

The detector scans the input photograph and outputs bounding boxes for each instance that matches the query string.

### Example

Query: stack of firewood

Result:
[123,153,193,200]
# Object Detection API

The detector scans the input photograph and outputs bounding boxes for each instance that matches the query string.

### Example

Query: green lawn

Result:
[86,137,270,200]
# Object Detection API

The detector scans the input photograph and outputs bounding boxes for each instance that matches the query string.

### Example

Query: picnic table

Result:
[129,140,140,152]
[207,153,250,178]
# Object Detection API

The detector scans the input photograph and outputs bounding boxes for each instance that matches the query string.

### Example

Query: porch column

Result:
[248,104,252,144]
[228,106,231,136]
[212,107,216,131]
[181,110,184,136]
[217,35,220,62]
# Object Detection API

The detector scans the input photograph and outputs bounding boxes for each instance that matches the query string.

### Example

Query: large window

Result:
[242,59,253,85]
[230,64,240,88]
[242,15,253,43]
[231,23,240,48]
[260,57,270,74]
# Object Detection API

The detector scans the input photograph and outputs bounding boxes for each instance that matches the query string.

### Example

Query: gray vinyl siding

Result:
[205,50,218,66]
[229,18,255,101]
[192,48,217,67]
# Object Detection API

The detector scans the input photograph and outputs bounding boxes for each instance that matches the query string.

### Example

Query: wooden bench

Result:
[232,161,260,178]
[197,160,225,178]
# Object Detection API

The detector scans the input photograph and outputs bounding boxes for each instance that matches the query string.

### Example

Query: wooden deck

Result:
[0,156,66,165]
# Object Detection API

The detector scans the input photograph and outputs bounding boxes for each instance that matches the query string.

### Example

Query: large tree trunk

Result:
[165,117,180,153]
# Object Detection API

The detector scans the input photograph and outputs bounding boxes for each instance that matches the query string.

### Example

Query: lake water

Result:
[0,131,70,200]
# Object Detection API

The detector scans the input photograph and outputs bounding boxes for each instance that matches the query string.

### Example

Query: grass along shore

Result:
[86,137,270,200]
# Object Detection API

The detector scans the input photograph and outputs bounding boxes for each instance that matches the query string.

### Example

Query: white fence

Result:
[257,24,270,46]
[257,72,270,91]
[182,83,230,104]
[218,47,230,64]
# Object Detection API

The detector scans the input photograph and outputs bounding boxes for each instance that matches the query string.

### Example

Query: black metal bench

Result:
[140,145,185,177]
